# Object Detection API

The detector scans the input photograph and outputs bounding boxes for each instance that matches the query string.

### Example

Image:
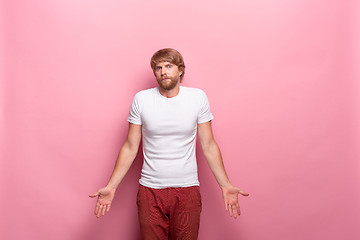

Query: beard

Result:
[156,76,179,91]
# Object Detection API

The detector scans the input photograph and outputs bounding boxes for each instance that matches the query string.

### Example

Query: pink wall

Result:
[1,0,359,239]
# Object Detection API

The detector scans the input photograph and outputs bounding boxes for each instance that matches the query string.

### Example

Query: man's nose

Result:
[161,67,168,76]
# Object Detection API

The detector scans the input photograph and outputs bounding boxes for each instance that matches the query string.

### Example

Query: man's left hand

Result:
[221,185,249,219]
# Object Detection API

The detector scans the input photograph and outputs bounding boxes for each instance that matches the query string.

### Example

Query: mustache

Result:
[159,77,174,81]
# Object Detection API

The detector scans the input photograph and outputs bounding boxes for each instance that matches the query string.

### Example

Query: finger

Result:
[101,204,107,216]
[236,203,241,216]
[232,205,237,219]
[97,205,104,218]
[89,192,100,198]
[225,202,228,211]
[228,204,233,217]
[94,202,100,215]
[106,204,111,212]
[239,190,249,196]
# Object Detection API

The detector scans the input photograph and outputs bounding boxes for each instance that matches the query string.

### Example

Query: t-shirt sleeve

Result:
[198,91,214,124]
[128,92,142,125]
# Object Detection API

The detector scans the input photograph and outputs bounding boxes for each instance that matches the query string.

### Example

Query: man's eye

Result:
[156,67,161,70]
[167,65,172,68]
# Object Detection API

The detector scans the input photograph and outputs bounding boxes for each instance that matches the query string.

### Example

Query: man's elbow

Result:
[122,141,140,157]
[200,139,217,152]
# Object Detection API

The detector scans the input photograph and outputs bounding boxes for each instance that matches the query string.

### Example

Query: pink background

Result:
[1,0,359,239]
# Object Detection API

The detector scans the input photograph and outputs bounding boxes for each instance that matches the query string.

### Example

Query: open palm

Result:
[222,185,249,219]
[89,187,116,218]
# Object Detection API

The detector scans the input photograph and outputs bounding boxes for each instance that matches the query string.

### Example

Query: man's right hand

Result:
[89,187,116,218]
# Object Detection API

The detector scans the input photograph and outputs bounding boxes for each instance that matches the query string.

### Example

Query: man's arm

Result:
[89,123,142,218]
[197,121,249,219]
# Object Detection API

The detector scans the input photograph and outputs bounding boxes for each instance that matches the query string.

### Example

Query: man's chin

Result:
[159,85,176,91]
[158,80,178,91]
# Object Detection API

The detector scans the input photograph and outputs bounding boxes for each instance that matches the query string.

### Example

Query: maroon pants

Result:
[137,184,202,240]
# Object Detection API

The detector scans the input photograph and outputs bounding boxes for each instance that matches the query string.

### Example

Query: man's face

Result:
[154,61,183,91]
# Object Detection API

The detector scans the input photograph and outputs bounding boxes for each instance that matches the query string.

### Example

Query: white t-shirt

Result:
[128,86,214,189]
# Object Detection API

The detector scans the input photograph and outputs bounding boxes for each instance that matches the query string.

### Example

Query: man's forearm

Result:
[106,143,138,189]
[202,141,232,188]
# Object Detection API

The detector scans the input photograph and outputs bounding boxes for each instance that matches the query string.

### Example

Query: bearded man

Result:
[90,48,249,240]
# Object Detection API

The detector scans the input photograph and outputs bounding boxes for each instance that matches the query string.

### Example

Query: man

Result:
[90,48,249,240]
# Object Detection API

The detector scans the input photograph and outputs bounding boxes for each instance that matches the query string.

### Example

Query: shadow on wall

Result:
[81,153,143,240]
[196,145,247,239]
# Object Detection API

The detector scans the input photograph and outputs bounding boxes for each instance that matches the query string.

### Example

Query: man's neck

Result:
[158,84,181,98]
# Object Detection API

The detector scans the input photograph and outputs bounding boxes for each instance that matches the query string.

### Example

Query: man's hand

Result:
[221,185,249,219]
[89,187,116,218]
